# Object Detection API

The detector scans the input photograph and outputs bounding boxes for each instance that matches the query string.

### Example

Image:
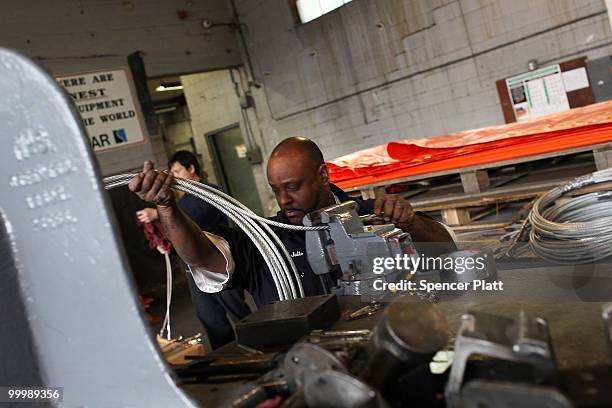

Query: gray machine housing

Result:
[0,48,197,407]
[303,201,418,296]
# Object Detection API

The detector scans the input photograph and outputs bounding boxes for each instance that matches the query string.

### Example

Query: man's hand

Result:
[374,193,456,255]
[129,161,176,208]
[136,208,159,223]
[373,194,416,230]
[128,162,228,273]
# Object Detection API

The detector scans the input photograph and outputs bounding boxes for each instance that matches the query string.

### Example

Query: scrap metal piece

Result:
[284,343,346,390]
[175,354,279,381]
[307,329,372,350]
[234,294,340,348]
[237,343,265,356]
[229,369,289,408]
[360,299,449,396]
[460,381,572,408]
[304,371,388,408]
[303,201,418,296]
[347,302,382,321]
[309,329,371,339]
[0,48,196,406]
[445,310,557,407]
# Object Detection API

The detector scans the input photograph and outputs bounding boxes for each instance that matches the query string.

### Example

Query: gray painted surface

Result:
[0,48,196,408]
[0,219,46,399]
[587,55,612,101]
[210,125,264,214]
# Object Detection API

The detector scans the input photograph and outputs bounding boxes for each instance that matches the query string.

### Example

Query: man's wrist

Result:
[156,200,178,216]
[400,213,421,233]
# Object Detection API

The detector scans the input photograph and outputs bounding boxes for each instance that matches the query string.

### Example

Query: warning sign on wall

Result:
[56,68,146,151]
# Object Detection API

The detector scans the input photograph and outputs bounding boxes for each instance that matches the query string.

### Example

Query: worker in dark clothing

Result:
[136,150,251,348]
[129,138,456,308]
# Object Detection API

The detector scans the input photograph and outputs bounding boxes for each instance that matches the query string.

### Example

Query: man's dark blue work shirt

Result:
[180,181,251,349]
[214,184,374,307]
[178,186,227,231]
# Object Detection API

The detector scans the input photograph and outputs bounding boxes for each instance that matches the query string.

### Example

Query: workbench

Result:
[179,260,612,406]
[343,144,612,227]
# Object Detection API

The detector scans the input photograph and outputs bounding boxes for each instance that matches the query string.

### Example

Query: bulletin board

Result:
[496,57,595,124]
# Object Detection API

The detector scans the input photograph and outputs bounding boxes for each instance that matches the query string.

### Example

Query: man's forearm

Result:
[157,204,227,272]
[405,215,457,256]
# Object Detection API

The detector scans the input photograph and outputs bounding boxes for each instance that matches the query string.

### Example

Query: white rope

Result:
[159,252,172,340]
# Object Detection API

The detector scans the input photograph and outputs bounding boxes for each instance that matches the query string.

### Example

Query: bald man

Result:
[129,137,455,306]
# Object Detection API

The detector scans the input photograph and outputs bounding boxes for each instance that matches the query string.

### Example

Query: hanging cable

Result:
[177,180,293,300]
[104,174,328,300]
[159,252,173,340]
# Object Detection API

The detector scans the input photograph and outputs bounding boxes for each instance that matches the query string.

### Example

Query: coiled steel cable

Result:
[527,168,612,264]
[103,174,328,300]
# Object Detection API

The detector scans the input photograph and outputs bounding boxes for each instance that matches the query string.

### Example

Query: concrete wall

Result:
[180,69,241,184]
[9,0,607,209]
[234,0,612,163]
[1,0,242,175]
[1,0,241,77]
[159,105,195,157]
[180,69,274,211]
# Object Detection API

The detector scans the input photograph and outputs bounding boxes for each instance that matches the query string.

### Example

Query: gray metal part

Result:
[369,301,449,362]
[304,227,333,276]
[284,343,345,391]
[227,370,288,408]
[445,311,556,407]
[360,300,448,394]
[586,56,612,102]
[304,201,417,295]
[328,211,407,279]
[0,217,46,390]
[0,48,196,407]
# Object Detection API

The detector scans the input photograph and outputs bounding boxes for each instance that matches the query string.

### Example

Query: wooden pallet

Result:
[345,143,612,226]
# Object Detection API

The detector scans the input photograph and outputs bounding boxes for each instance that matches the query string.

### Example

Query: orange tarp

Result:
[328,101,612,189]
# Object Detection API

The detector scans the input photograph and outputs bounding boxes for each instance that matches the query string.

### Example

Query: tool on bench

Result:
[303,201,418,296]
[346,302,383,321]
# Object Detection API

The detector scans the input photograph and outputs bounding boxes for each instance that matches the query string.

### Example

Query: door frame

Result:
[205,122,241,194]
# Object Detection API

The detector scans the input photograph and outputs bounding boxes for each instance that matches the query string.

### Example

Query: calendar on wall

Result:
[506,65,569,122]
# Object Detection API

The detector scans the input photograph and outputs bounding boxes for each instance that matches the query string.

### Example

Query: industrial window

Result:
[293,0,353,23]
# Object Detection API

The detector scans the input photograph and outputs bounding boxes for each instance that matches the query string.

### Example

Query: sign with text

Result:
[506,64,570,122]
[56,68,146,151]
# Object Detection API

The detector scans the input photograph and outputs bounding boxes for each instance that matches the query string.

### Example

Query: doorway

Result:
[207,124,264,215]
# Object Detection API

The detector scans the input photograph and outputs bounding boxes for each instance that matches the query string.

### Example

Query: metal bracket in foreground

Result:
[445,310,557,407]
[0,48,197,407]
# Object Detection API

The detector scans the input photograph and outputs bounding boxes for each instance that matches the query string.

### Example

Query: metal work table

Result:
[437,261,612,370]
[180,261,612,406]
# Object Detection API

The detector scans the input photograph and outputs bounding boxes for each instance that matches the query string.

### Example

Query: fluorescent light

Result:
[154,106,178,114]
[155,84,183,92]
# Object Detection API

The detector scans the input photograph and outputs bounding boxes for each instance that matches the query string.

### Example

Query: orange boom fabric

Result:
[328,101,612,189]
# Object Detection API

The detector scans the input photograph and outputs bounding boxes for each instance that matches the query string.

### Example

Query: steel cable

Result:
[527,168,612,264]
[102,173,329,300]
